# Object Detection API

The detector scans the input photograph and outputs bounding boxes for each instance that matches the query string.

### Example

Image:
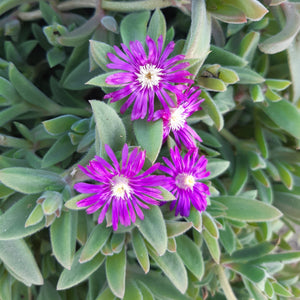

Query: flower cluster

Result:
[74,144,168,230]
[104,35,203,150]
[75,36,210,230]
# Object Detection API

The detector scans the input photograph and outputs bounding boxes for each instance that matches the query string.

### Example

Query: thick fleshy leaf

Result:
[167,237,176,252]
[25,204,44,227]
[259,3,300,54]
[56,15,100,47]
[80,223,111,263]
[147,9,166,42]
[207,45,248,66]
[120,11,150,47]
[247,151,266,170]
[274,161,294,190]
[0,239,43,286]
[203,229,220,263]
[166,221,193,238]
[224,242,276,263]
[47,47,65,67]
[274,190,300,220]
[90,100,126,157]
[249,251,300,264]
[136,281,155,300]
[255,124,268,158]
[212,196,282,222]
[86,71,122,88]
[132,228,150,273]
[288,31,300,103]
[251,85,265,102]
[0,76,22,104]
[62,59,100,90]
[42,134,77,168]
[111,233,125,253]
[209,4,247,24]
[136,272,191,300]
[106,247,126,298]
[206,158,230,179]
[187,207,202,232]
[265,79,291,91]
[239,31,260,62]
[229,66,265,84]
[176,235,204,280]
[225,0,268,21]
[273,282,293,297]
[89,40,114,72]
[123,280,143,300]
[95,286,115,300]
[65,193,91,210]
[0,167,65,194]
[0,195,44,240]
[197,77,227,92]
[50,211,78,269]
[227,263,266,283]
[202,212,219,238]
[135,206,167,256]
[184,0,211,72]
[265,279,274,298]
[57,250,105,290]
[219,222,236,254]
[133,119,163,163]
[261,99,300,139]
[219,67,239,84]
[43,115,80,135]
[9,63,60,111]
[37,281,62,300]
[201,90,224,130]
[148,245,188,294]
[157,187,176,201]
[229,153,249,195]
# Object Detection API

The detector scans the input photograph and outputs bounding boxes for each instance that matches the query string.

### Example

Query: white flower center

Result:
[175,173,195,190]
[111,175,131,199]
[169,106,187,131]
[136,64,163,89]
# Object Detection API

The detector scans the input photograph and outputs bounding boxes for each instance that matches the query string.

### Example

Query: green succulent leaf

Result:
[135,206,167,256]
[120,11,150,47]
[0,239,43,286]
[0,194,44,240]
[133,119,163,163]
[80,223,112,263]
[176,235,204,280]
[106,247,126,298]
[0,167,65,194]
[148,245,188,294]
[90,100,126,157]
[212,196,282,222]
[50,211,78,269]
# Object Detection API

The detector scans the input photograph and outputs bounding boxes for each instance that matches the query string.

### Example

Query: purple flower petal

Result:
[74,144,167,231]
[104,36,192,120]
[160,146,210,217]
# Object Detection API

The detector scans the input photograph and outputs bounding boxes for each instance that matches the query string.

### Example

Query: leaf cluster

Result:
[0,0,300,299]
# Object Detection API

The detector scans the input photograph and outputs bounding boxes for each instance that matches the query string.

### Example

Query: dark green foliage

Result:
[0,0,300,299]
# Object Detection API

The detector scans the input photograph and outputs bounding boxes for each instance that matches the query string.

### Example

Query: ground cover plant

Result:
[0,0,300,299]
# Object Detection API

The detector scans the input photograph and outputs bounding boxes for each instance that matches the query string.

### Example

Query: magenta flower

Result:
[104,35,193,120]
[74,144,166,230]
[159,146,210,217]
[153,86,203,150]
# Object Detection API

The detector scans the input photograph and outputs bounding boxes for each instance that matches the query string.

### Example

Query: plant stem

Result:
[216,265,238,300]
[101,0,174,12]
[219,128,239,146]
[18,0,97,21]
